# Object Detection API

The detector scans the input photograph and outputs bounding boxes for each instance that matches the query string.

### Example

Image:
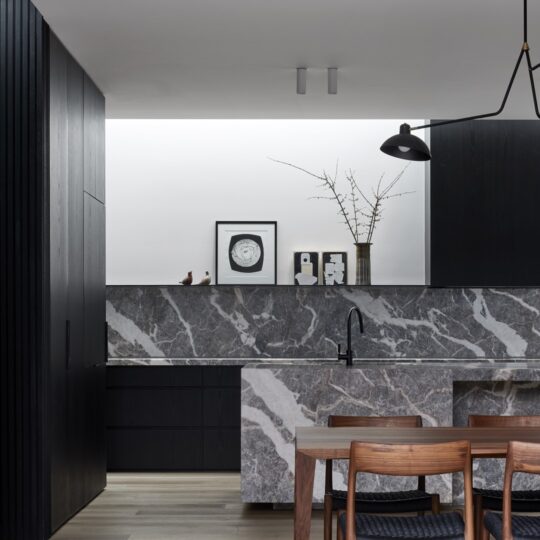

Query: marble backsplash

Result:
[107,285,540,359]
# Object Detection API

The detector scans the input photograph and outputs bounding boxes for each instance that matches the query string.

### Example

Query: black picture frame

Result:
[215,221,277,285]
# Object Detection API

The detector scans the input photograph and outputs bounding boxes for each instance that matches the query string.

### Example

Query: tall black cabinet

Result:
[49,33,107,533]
[0,1,106,536]
[429,120,540,286]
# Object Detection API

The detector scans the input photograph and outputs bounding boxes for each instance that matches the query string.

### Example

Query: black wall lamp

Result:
[381,0,540,161]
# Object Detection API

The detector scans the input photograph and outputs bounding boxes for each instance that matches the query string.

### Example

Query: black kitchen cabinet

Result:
[106,366,242,471]
[49,32,107,533]
[83,73,106,203]
[1,3,106,537]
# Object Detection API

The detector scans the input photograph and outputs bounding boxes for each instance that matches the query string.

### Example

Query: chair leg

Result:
[431,494,440,515]
[323,494,333,540]
[336,511,344,540]
[474,494,483,540]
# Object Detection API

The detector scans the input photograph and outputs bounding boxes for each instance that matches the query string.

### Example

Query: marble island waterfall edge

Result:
[241,363,540,504]
[106,286,540,360]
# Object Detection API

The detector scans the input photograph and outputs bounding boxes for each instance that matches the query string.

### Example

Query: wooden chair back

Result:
[469,415,540,428]
[325,415,423,493]
[344,440,473,540]
[502,441,540,540]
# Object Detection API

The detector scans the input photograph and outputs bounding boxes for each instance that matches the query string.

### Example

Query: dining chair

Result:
[339,440,474,540]
[484,441,540,540]
[324,415,439,540]
[468,415,540,539]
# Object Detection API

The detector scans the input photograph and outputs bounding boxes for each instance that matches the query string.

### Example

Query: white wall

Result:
[106,119,426,285]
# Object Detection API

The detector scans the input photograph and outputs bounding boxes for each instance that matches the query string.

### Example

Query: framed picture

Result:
[294,252,319,285]
[216,221,277,285]
[322,252,347,285]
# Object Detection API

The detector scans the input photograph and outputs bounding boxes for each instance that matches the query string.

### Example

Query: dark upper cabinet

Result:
[429,120,540,286]
[49,32,107,534]
[84,74,106,203]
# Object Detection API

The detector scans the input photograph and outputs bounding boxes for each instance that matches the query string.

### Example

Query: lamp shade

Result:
[380,123,431,161]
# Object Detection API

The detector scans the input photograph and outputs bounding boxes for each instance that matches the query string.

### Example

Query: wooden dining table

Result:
[294,426,540,540]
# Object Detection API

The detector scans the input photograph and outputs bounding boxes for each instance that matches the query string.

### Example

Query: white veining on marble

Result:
[340,289,486,357]
[242,405,295,470]
[106,300,164,356]
[159,287,199,356]
[490,289,540,315]
[209,290,262,354]
[242,369,312,436]
[469,289,528,357]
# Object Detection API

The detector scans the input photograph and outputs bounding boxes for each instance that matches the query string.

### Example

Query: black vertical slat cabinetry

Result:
[1,1,49,538]
[1,4,106,537]
[49,32,106,534]
[429,120,540,286]
[106,367,241,471]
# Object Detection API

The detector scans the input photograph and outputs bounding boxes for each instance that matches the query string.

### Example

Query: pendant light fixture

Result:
[381,0,540,161]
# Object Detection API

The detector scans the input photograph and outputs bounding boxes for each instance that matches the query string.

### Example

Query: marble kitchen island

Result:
[241,359,540,504]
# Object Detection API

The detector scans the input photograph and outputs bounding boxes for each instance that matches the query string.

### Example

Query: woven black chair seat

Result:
[331,489,433,513]
[338,511,465,540]
[484,512,540,540]
[474,488,540,512]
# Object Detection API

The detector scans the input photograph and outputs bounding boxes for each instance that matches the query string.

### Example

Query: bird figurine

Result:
[199,271,211,286]
[180,271,193,286]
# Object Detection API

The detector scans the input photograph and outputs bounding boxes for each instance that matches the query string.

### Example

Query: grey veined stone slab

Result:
[241,363,540,504]
[106,286,540,359]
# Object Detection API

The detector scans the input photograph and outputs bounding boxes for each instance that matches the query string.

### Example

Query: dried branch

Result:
[270,157,413,244]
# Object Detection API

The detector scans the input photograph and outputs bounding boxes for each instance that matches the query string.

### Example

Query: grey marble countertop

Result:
[107,357,259,366]
[107,357,540,368]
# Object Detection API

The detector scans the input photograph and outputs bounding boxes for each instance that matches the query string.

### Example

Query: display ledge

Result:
[107,357,539,367]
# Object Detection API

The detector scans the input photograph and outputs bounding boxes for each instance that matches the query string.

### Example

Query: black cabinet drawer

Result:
[107,366,202,387]
[107,387,202,427]
[107,428,203,470]
[105,366,241,471]
[203,429,240,470]
[203,388,240,427]
[202,366,241,387]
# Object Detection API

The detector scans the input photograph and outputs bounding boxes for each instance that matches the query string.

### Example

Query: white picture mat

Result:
[216,223,276,284]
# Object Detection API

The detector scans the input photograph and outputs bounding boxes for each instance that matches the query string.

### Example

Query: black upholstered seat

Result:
[331,489,433,513]
[484,512,540,540]
[338,511,465,540]
[474,487,540,512]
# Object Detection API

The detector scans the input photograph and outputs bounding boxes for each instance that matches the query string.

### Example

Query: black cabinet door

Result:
[83,74,105,203]
[66,43,88,518]
[83,194,107,501]
[49,32,71,533]
[49,32,107,532]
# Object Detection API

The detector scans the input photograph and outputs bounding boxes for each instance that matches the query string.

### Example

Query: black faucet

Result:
[338,307,364,367]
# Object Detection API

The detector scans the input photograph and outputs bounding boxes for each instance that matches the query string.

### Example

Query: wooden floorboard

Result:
[51,473,324,539]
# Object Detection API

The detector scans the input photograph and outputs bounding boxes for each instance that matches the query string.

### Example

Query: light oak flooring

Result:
[51,473,324,540]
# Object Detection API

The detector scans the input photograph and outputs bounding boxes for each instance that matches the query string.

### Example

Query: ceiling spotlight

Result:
[328,68,338,94]
[381,0,540,161]
[297,67,307,95]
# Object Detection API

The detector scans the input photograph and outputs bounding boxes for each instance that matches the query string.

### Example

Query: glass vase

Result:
[355,242,372,285]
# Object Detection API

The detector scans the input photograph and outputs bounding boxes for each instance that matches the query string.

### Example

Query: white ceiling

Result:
[34,0,540,119]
